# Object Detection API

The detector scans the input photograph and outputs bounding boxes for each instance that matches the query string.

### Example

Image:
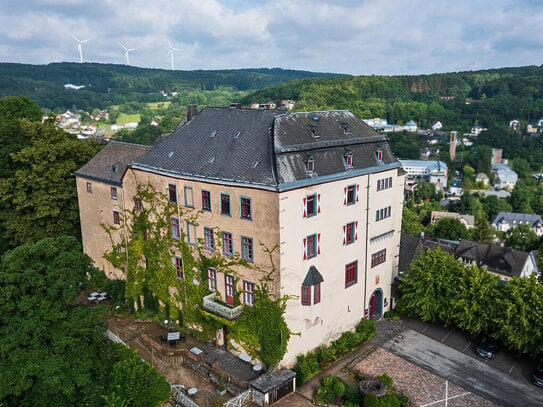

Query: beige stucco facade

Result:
[75,108,406,368]
[279,167,404,365]
[76,177,127,278]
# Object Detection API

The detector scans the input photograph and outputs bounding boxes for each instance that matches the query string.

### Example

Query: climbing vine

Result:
[103,172,292,365]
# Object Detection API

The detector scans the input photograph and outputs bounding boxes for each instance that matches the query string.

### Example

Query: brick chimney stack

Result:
[186,105,198,122]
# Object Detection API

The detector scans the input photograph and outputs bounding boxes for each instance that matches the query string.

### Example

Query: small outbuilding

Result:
[250,369,296,406]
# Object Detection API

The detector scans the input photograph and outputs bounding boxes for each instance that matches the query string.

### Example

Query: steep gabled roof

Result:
[74,141,151,186]
[455,239,531,277]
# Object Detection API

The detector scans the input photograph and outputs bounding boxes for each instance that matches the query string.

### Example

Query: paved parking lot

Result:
[401,317,540,384]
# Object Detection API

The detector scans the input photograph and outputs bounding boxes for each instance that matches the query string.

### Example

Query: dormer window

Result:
[344,151,353,168]
[306,156,315,173]
[376,148,383,163]
[340,122,351,134]
[309,125,320,138]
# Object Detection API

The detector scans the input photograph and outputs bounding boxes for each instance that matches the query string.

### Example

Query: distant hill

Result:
[0,62,343,111]
[242,65,543,131]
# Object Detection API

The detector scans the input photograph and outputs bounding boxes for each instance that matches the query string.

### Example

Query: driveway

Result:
[383,329,543,407]
[401,317,539,382]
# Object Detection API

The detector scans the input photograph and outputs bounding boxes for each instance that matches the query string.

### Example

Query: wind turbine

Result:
[121,44,136,66]
[167,40,180,71]
[72,35,90,63]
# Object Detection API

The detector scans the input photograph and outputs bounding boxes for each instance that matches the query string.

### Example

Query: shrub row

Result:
[293,318,376,385]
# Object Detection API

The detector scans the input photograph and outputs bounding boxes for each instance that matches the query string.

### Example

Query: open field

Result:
[147,101,171,109]
[116,113,141,124]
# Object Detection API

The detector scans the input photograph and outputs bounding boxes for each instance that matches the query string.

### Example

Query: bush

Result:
[333,380,345,398]
[383,310,401,320]
[293,352,320,385]
[104,279,125,305]
[356,318,377,341]
[364,393,379,407]
[294,318,376,385]
[344,382,363,405]
[377,373,393,389]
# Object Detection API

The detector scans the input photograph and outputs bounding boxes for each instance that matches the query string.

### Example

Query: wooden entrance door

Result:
[225,274,235,306]
[369,292,376,318]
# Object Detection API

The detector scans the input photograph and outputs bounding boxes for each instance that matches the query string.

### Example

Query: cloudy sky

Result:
[1,0,541,75]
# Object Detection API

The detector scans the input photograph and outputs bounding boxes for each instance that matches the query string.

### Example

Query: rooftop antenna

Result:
[121,44,136,66]
[72,35,90,63]
[167,40,180,71]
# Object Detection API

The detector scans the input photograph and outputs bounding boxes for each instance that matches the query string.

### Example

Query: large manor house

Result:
[75,105,405,365]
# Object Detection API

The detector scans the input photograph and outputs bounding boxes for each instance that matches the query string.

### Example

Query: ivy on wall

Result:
[103,173,291,365]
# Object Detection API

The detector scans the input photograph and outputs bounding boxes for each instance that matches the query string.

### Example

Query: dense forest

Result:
[0,62,341,111]
[242,65,543,132]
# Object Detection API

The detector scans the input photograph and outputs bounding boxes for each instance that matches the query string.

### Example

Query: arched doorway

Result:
[368,289,383,319]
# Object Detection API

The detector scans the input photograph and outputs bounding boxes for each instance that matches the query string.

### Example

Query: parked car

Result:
[474,335,501,359]
[532,361,543,388]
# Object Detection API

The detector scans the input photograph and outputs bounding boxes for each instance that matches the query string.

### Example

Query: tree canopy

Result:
[0,118,101,252]
[398,247,543,355]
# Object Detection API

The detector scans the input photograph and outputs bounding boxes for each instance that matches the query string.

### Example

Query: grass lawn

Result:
[116,113,141,124]
[147,101,171,109]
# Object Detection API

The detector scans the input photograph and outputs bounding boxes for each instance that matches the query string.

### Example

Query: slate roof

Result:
[302,265,324,286]
[131,108,283,187]
[273,110,397,185]
[454,239,531,277]
[129,108,400,190]
[491,212,543,228]
[74,141,151,186]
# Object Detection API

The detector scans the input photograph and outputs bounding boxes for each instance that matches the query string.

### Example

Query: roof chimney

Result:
[186,105,198,121]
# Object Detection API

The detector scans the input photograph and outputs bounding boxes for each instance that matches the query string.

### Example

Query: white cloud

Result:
[0,0,540,74]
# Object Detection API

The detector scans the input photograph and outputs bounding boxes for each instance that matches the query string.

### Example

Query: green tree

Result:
[0,95,42,122]
[471,218,495,243]
[401,206,425,236]
[428,217,471,240]
[397,248,466,325]
[480,195,512,221]
[0,121,101,250]
[0,236,108,405]
[496,276,543,355]
[109,347,171,407]
[504,224,539,251]
[453,264,501,334]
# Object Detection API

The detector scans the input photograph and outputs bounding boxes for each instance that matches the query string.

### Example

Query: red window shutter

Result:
[355,221,358,240]
[303,238,307,260]
[343,225,346,245]
[303,197,307,218]
[317,194,321,213]
[343,187,347,205]
[356,184,360,202]
[317,233,321,254]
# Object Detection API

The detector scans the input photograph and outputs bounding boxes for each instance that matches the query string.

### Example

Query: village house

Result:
[430,211,475,228]
[491,212,543,237]
[75,106,405,366]
[400,235,539,283]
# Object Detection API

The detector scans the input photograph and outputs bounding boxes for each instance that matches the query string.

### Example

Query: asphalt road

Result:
[383,329,543,407]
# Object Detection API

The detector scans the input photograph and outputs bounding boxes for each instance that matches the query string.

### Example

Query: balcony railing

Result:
[202,292,244,320]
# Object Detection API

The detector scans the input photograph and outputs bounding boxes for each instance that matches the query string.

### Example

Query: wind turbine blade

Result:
[72,35,80,42]
[168,40,173,49]
[81,39,90,43]
[121,44,127,51]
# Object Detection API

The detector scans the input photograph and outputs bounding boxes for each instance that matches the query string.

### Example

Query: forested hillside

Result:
[0,62,341,111]
[242,65,543,132]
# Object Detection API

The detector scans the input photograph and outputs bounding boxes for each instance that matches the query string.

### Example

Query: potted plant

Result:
[216,383,226,396]
[216,374,227,395]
